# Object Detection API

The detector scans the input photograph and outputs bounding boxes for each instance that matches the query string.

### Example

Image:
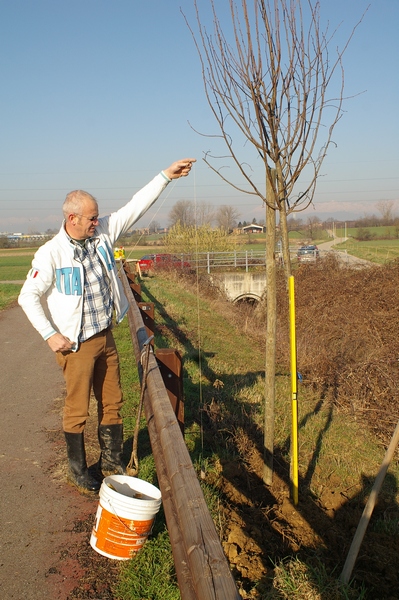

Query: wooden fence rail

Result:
[119,263,240,600]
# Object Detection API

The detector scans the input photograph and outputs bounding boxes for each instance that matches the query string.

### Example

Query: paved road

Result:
[0,304,98,599]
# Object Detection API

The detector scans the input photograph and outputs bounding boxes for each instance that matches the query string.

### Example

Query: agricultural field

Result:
[0,253,33,281]
[336,225,399,239]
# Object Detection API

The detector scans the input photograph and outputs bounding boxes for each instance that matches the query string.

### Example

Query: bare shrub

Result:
[274,255,399,443]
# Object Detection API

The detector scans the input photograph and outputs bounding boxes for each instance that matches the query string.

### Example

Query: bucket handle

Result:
[103,497,155,535]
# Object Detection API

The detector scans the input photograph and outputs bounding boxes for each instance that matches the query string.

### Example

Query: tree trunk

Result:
[263,170,277,485]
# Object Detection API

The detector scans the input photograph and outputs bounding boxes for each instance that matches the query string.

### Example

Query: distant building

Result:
[241,223,266,234]
[3,233,53,245]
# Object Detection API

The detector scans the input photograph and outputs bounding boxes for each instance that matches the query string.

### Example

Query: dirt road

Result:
[0,304,113,599]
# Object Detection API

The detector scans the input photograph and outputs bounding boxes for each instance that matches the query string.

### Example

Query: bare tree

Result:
[149,220,161,234]
[215,204,240,231]
[169,199,216,228]
[195,201,215,226]
[186,0,366,276]
[185,0,365,485]
[287,216,303,232]
[168,200,195,228]
[376,200,395,226]
[307,215,321,240]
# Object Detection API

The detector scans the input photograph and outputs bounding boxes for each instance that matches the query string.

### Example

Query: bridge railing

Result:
[180,248,301,273]
[193,250,266,273]
[130,248,331,276]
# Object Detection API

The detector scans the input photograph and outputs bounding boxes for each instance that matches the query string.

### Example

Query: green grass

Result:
[336,225,399,239]
[111,318,181,599]
[115,529,180,600]
[334,238,399,263]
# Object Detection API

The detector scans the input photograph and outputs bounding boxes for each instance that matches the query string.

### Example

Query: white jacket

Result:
[18,172,169,350]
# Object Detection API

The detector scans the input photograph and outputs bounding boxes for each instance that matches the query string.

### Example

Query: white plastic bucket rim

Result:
[100,475,161,520]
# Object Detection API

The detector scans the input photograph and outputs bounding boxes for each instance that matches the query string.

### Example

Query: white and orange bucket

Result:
[90,475,162,560]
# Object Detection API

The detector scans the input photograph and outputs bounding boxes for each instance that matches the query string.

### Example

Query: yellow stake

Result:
[289,275,299,505]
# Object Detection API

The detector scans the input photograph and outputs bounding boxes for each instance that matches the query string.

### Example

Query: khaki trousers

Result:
[56,328,123,434]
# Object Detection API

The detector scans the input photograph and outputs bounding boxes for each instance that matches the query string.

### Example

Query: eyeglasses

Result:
[74,214,99,223]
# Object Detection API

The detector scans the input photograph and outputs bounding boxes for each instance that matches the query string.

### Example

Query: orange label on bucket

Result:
[92,505,155,559]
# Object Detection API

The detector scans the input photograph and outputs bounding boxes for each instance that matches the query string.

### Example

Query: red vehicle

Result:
[138,253,191,276]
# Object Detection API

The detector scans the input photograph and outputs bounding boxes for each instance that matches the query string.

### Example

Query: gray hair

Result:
[62,190,98,220]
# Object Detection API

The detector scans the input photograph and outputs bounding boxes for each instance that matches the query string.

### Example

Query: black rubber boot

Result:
[98,424,126,477]
[64,432,101,494]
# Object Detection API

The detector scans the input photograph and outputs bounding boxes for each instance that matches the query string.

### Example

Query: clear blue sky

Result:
[0,0,397,233]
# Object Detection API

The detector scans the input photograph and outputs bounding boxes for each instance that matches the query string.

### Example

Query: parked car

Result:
[138,253,191,276]
[297,245,320,263]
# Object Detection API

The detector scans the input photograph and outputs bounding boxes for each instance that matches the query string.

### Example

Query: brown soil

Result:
[215,450,399,599]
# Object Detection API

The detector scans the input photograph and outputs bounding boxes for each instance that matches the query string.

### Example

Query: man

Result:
[18,158,195,494]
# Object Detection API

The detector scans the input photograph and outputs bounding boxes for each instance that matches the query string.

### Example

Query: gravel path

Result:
[0,304,101,599]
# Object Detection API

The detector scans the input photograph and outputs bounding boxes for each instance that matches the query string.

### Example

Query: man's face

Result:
[68,199,99,240]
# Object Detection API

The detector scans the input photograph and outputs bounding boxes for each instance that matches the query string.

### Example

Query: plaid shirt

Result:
[70,237,113,342]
